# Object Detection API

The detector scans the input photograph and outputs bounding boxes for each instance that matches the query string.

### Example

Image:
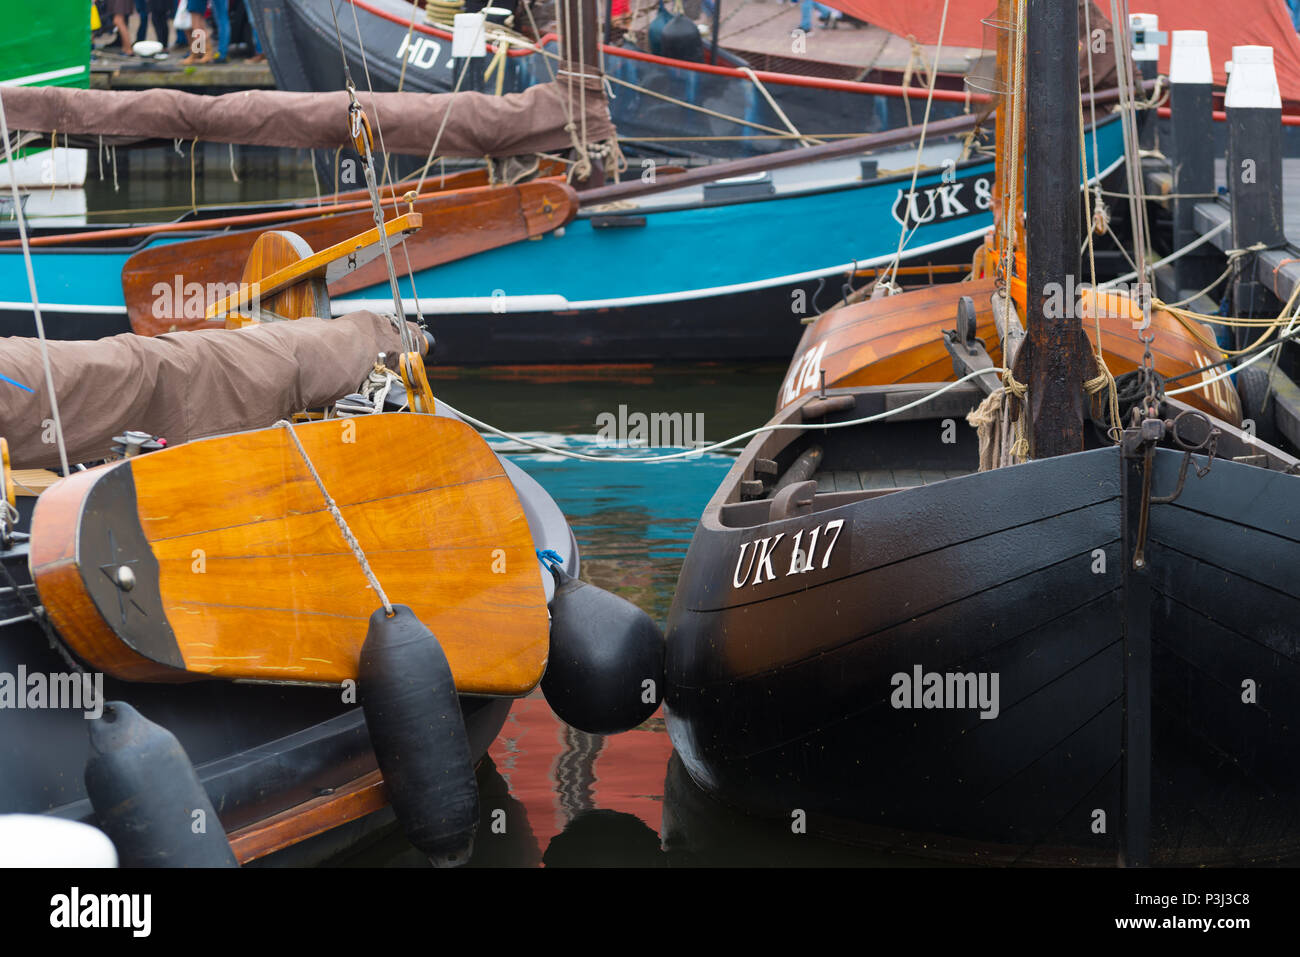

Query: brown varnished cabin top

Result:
[779,277,1241,424]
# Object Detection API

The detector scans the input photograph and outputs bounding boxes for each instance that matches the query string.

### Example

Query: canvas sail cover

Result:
[0,77,616,157]
[826,0,1300,102]
[0,312,421,468]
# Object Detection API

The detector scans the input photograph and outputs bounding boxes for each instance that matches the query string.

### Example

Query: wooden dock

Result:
[90,52,275,92]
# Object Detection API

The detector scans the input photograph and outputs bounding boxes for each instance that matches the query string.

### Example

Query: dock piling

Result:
[1226,46,1285,329]
[1129,13,1164,151]
[1168,30,1219,297]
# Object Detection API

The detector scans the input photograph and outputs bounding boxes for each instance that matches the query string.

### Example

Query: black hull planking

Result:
[666,445,1300,865]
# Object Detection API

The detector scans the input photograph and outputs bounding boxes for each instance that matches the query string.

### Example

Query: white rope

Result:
[1098,219,1231,289]
[275,420,393,614]
[437,369,1000,464]
[739,67,818,148]
[0,90,69,476]
[878,0,951,291]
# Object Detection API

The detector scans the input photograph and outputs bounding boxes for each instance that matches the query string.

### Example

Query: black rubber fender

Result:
[359,604,478,867]
[84,701,238,868]
[542,567,666,735]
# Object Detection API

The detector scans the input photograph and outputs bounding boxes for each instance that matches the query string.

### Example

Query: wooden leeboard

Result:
[123,180,577,336]
[28,414,550,694]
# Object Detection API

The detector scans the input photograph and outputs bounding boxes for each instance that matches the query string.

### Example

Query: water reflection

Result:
[326,364,944,866]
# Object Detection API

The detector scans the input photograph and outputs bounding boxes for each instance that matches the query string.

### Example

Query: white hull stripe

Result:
[0,156,1125,318]
[1,65,89,87]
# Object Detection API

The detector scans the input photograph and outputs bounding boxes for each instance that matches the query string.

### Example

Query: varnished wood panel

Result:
[30,414,551,693]
[782,279,1241,424]
[226,769,387,864]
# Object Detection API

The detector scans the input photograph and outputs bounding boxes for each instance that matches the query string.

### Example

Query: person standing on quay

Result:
[181,0,231,64]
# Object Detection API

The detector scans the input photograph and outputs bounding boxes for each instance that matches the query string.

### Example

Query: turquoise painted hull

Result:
[0,117,1127,363]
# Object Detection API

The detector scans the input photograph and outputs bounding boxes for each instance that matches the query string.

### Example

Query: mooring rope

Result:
[0,90,69,476]
[275,419,393,615]
[436,368,1001,464]
[876,0,951,293]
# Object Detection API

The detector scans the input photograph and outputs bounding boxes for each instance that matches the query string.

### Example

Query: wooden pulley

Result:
[1,438,14,511]
[349,103,374,158]
[400,350,436,414]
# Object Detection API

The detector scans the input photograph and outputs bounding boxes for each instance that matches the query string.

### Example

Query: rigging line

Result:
[878,0,951,291]
[739,67,820,147]
[436,369,1001,464]
[0,92,69,476]
[1162,325,1300,386]
[413,38,482,195]
[397,0,421,92]
[1099,219,1230,288]
[1000,0,1028,291]
[509,31,810,140]
[348,0,398,193]
[274,420,393,615]
[1083,0,1101,202]
[1111,0,1152,287]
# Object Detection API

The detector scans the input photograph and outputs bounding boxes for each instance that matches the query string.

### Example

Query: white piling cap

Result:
[1170,31,1212,85]
[1225,45,1281,109]
[1130,13,1161,62]
[452,12,487,60]
[0,815,118,868]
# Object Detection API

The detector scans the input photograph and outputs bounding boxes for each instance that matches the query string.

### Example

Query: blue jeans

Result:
[209,0,230,59]
[134,0,149,41]
[799,0,834,31]
[244,0,261,54]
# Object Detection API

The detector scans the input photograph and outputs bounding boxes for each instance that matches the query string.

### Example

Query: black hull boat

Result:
[248,0,968,162]
[664,383,1300,865]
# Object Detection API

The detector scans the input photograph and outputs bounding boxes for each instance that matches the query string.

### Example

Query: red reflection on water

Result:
[489,692,673,852]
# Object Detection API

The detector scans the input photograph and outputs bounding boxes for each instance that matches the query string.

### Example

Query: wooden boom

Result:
[29,413,551,693]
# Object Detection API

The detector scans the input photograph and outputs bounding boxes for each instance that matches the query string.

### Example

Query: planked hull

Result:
[780,278,1243,424]
[665,393,1300,864]
[247,0,970,162]
[1,410,580,863]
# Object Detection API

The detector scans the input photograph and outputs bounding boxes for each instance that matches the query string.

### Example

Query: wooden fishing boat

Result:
[0,82,1128,360]
[249,0,977,161]
[0,213,662,865]
[664,0,1300,866]
[0,417,573,864]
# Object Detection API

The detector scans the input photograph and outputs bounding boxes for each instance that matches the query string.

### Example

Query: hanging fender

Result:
[541,564,666,735]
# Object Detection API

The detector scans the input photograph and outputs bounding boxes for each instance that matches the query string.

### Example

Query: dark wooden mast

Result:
[1024,0,1086,457]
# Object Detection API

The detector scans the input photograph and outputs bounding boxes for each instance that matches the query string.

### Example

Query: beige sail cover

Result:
[0,77,615,157]
[0,312,421,468]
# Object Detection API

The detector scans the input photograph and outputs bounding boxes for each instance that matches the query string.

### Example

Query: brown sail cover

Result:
[0,312,421,468]
[0,78,615,157]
